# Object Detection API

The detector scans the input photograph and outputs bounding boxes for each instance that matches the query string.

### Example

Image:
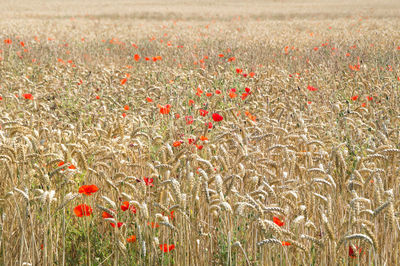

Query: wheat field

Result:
[1,0,400,265]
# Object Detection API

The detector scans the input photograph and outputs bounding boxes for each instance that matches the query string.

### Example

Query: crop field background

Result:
[1,0,400,265]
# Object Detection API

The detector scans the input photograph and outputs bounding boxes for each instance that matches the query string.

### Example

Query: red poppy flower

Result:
[146,97,153,102]
[196,144,203,150]
[175,113,180,119]
[241,93,248,100]
[188,99,194,106]
[122,113,127,118]
[281,241,291,246]
[245,87,251,93]
[144,177,154,187]
[206,92,213,97]
[307,86,318,91]
[95,95,100,100]
[206,122,213,129]
[0,96,3,101]
[229,91,237,98]
[243,74,248,78]
[159,107,169,114]
[102,211,113,219]
[168,210,174,220]
[200,136,208,141]
[349,64,360,71]
[215,90,221,94]
[185,116,194,125]
[134,54,140,61]
[351,95,359,101]
[196,88,203,97]
[148,222,159,228]
[127,235,136,243]
[161,210,175,221]
[23,93,33,100]
[218,54,224,57]
[74,204,92,217]
[249,72,255,78]
[110,222,123,228]
[159,104,171,115]
[121,201,130,211]
[367,96,373,101]
[120,78,127,85]
[236,68,243,74]
[212,113,223,122]
[273,217,284,227]
[120,202,137,214]
[4,39,12,44]
[188,138,195,144]
[124,105,129,110]
[160,244,175,252]
[349,245,362,258]
[58,161,76,170]
[173,141,182,147]
[79,185,99,196]
[199,109,209,117]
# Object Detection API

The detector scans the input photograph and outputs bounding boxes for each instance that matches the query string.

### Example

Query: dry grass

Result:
[1,0,400,265]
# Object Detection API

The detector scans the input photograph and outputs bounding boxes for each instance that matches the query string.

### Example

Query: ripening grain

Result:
[0,0,400,265]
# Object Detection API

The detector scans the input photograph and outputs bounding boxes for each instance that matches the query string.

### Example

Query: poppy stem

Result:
[62,187,66,266]
[85,205,91,266]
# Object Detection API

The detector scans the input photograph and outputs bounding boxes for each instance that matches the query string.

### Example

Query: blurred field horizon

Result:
[1,0,400,265]
[2,0,400,18]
